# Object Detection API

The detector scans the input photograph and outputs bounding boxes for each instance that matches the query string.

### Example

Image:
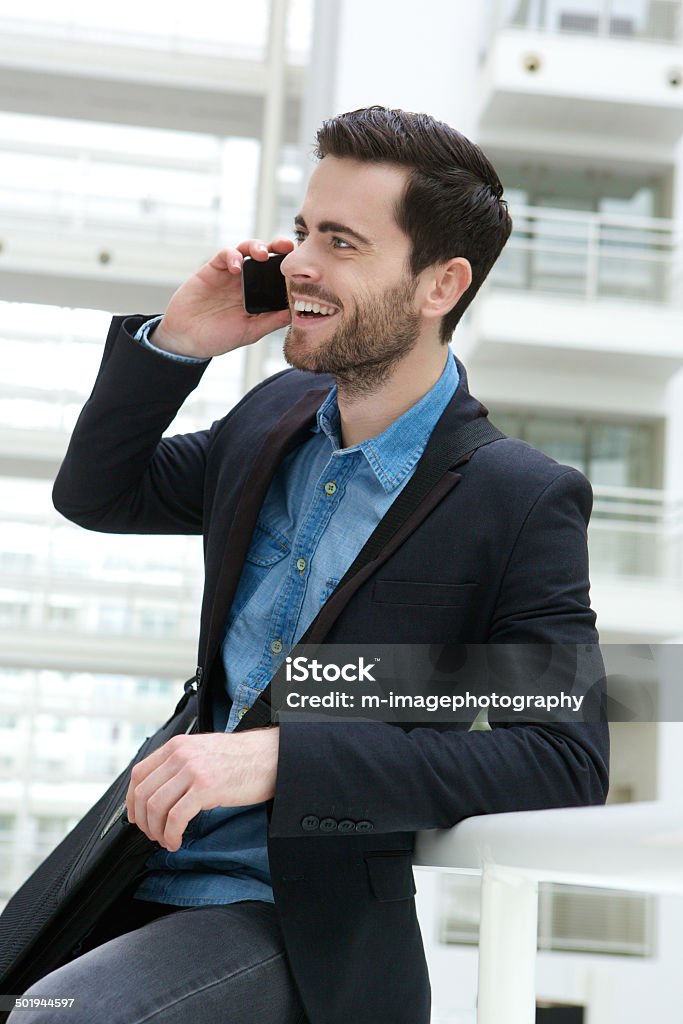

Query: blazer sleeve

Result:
[52,315,212,534]
[269,467,609,837]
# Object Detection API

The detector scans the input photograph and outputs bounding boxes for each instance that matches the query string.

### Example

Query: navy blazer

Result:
[53,316,609,1024]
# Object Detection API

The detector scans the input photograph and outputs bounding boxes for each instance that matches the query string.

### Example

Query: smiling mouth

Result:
[292,298,340,320]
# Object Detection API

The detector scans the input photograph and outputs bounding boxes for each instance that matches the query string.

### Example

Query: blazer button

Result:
[319,817,338,832]
[356,820,374,833]
[301,815,320,831]
[337,819,356,833]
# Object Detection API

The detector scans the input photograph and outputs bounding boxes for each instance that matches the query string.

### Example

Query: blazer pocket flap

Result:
[365,852,416,902]
[373,580,478,607]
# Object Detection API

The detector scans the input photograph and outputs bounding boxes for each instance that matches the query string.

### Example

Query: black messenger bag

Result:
[0,417,504,1010]
[0,678,200,1007]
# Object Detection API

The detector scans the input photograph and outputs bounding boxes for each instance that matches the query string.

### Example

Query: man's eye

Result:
[293,229,306,244]
[332,237,353,250]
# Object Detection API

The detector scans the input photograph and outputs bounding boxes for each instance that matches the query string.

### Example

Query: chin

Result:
[283,329,320,372]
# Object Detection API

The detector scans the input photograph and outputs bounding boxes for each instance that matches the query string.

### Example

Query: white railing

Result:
[589,485,683,582]
[415,801,683,1024]
[495,0,683,43]
[0,6,313,65]
[491,204,683,305]
[0,512,203,641]
[0,184,222,247]
[3,191,679,311]
[0,487,681,639]
[0,12,269,61]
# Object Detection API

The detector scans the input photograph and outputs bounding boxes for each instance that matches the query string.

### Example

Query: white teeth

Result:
[293,299,337,315]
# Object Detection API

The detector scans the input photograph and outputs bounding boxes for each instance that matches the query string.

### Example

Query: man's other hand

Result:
[152,237,294,359]
[125,728,280,851]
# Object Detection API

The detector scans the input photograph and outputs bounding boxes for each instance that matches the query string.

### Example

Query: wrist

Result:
[151,320,199,359]
[259,727,279,800]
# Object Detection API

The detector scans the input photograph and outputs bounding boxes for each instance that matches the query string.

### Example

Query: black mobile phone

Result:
[242,253,289,314]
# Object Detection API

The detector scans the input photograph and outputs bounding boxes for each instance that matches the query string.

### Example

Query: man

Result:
[20,106,608,1024]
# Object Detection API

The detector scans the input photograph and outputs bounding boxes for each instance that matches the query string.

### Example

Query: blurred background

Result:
[0,1,682,1020]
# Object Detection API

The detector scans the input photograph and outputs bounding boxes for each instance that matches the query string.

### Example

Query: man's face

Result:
[281,156,422,392]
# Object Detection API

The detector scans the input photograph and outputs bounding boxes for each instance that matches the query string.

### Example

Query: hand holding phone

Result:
[151,239,293,360]
[242,253,289,314]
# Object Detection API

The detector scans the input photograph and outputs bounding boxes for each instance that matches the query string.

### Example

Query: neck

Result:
[337,341,450,448]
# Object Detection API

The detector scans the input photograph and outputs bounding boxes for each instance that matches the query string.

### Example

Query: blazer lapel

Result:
[202,385,330,673]
[298,357,490,643]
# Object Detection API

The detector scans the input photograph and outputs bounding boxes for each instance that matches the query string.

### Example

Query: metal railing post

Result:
[585,214,600,300]
[477,864,539,1024]
[599,0,612,36]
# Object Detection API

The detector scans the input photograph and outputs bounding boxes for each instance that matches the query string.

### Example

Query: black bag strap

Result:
[234,416,505,732]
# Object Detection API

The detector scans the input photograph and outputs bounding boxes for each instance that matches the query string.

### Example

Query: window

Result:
[0,595,30,627]
[488,412,665,576]
[0,816,16,891]
[33,816,73,863]
[439,875,655,956]
[490,162,669,301]
[490,411,659,488]
[46,604,80,627]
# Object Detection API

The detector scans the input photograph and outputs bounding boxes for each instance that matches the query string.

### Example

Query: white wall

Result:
[330,0,484,137]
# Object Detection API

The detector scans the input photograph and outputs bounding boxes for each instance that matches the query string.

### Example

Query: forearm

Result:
[269,718,609,837]
[52,315,210,534]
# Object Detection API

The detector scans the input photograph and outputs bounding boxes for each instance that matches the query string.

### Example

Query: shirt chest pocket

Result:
[247,522,291,567]
[321,577,340,606]
[230,522,291,621]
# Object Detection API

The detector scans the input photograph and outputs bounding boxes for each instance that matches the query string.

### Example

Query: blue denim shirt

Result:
[133,318,458,905]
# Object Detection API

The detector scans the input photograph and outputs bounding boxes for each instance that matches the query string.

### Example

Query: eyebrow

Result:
[294,214,372,248]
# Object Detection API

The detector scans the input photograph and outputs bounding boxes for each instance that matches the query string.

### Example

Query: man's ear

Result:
[418,257,472,322]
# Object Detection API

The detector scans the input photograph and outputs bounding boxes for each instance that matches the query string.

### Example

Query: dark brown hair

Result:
[315,106,512,341]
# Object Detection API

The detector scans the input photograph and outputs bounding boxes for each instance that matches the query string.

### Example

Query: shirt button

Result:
[337,819,356,833]
[237,707,249,720]
[296,557,307,572]
[319,817,338,832]
[324,481,337,496]
[301,815,320,832]
[356,820,374,833]
[271,639,283,655]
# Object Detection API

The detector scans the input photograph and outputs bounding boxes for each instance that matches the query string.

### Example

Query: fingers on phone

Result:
[236,239,270,260]
[209,249,243,273]
[211,238,292,275]
[268,236,295,254]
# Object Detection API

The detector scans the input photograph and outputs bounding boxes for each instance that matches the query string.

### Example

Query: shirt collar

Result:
[312,351,459,494]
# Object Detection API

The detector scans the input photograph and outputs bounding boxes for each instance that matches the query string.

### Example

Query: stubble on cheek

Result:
[283,277,421,397]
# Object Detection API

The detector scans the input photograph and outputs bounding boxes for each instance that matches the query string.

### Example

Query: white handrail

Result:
[415,802,683,1024]
[491,202,683,303]
[509,202,678,238]
[415,801,683,892]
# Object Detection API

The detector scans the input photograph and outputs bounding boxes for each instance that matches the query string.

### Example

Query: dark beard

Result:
[283,277,420,398]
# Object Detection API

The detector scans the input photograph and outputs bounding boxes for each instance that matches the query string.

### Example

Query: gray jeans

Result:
[8,900,308,1024]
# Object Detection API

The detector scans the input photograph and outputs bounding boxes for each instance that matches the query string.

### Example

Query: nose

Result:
[281,241,322,286]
